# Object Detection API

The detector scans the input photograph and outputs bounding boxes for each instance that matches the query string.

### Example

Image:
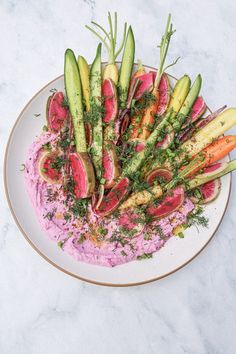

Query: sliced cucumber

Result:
[64,49,87,153]
[118,26,135,109]
[90,43,103,179]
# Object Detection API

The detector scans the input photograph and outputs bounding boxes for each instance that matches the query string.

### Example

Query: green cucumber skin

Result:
[64,49,87,153]
[122,113,171,177]
[90,43,103,179]
[173,74,202,131]
[187,160,236,190]
[118,26,135,109]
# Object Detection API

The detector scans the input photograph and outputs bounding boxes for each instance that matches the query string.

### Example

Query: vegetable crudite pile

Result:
[24,13,236,267]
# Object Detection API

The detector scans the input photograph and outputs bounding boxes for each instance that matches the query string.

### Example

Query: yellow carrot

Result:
[119,185,163,210]
[179,108,236,161]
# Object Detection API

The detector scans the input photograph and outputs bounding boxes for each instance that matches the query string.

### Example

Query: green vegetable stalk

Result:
[90,43,103,179]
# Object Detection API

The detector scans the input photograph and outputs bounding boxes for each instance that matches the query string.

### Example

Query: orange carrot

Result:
[137,87,159,140]
[183,135,236,177]
[127,65,146,140]
[129,111,143,139]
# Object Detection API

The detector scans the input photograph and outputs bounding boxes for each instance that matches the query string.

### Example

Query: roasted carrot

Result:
[181,135,236,177]
[137,87,159,140]
[135,15,179,140]
[128,64,146,140]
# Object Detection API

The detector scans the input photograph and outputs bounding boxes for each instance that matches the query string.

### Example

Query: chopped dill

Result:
[137,253,153,260]
[187,207,209,228]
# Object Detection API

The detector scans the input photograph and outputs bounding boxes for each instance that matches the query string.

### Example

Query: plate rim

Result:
[4,65,232,287]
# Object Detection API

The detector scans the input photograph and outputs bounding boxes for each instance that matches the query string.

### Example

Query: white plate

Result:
[4,66,231,286]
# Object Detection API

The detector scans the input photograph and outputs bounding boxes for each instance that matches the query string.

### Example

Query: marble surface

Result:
[1,0,236,353]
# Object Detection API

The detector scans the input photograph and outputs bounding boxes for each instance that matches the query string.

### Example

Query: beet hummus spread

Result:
[24,132,194,267]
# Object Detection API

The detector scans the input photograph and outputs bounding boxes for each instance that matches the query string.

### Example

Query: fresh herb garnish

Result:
[187,207,209,228]
[42,142,52,151]
[137,253,153,260]
[50,156,65,171]
[69,199,89,218]
[44,208,56,220]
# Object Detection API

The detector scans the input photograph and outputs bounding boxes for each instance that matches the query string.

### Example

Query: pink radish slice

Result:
[190,179,221,204]
[69,152,95,199]
[47,92,68,133]
[102,79,118,123]
[146,168,173,186]
[182,96,207,129]
[96,177,130,216]
[153,73,170,116]
[148,186,185,219]
[102,141,120,189]
[133,72,154,101]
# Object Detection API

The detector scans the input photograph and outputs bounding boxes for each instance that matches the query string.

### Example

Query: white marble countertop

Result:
[1,0,236,353]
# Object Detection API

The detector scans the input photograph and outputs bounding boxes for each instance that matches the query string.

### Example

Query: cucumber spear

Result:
[118,26,135,109]
[65,49,87,153]
[90,43,103,180]
[64,49,95,198]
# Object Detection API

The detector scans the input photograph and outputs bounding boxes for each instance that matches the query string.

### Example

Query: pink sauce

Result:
[24,133,194,267]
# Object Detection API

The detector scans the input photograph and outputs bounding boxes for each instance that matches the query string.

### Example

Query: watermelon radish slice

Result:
[120,110,131,136]
[156,127,174,149]
[148,186,185,219]
[146,168,173,186]
[182,96,206,129]
[118,210,145,236]
[38,151,63,184]
[154,73,170,116]
[202,162,227,176]
[102,141,120,189]
[133,72,154,101]
[46,92,68,133]
[69,152,95,199]
[128,138,146,152]
[92,184,105,210]
[96,177,130,216]
[102,79,118,123]
[190,179,221,204]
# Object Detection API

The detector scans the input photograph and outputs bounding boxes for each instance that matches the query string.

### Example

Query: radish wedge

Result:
[102,79,118,123]
[151,72,170,116]
[69,152,95,199]
[38,151,63,184]
[187,160,236,190]
[102,141,120,189]
[182,96,206,129]
[146,168,173,186]
[133,72,153,101]
[96,177,130,216]
[148,186,185,219]
[47,92,68,133]
[190,179,221,204]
